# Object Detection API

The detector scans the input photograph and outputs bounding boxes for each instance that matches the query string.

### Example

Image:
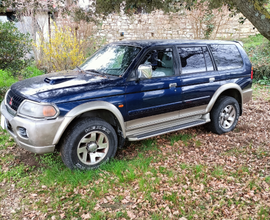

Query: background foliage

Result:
[243,34,270,83]
[34,20,105,73]
[0,21,32,76]
[35,23,85,72]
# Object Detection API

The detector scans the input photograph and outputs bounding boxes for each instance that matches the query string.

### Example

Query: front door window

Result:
[140,48,175,78]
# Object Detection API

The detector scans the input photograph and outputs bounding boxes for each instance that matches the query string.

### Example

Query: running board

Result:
[127,115,209,141]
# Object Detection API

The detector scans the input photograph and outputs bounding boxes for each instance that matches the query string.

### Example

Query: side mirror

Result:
[138,64,152,79]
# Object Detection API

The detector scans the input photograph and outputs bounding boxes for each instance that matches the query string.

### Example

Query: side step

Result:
[127,116,209,141]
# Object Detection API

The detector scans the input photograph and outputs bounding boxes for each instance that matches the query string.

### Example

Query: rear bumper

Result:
[242,88,252,104]
[0,101,64,154]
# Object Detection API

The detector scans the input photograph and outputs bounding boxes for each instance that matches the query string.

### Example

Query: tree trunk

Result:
[232,0,270,40]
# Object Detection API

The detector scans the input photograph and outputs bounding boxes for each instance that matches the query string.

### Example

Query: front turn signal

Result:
[43,106,57,117]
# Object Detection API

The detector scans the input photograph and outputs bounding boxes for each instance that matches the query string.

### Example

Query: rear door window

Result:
[209,45,243,71]
[177,46,214,74]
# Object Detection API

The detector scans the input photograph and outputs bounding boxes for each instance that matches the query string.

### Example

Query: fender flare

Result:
[52,101,126,145]
[205,83,243,113]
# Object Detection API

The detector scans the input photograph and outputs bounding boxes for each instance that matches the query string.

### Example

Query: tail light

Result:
[251,66,253,80]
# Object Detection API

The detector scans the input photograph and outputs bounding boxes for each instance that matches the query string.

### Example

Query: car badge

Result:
[9,97,13,106]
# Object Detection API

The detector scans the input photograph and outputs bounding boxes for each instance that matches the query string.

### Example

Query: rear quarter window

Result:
[209,44,243,71]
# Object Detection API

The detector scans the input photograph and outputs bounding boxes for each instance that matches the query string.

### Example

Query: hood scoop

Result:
[44,76,76,85]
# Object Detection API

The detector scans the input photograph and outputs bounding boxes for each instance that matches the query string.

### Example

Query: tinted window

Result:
[140,48,174,78]
[178,47,207,74]
[210,45,243,71]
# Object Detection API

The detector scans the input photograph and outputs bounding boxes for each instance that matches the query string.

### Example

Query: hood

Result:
[11,70,122,102]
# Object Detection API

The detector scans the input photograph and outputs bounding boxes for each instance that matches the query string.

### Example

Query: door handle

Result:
[209,77,215,83]
[169,83,177,88]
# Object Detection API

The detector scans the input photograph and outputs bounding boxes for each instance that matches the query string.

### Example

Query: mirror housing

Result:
[138,64,152,79]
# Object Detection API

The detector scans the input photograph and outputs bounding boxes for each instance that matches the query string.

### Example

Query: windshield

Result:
[80,44,141,76]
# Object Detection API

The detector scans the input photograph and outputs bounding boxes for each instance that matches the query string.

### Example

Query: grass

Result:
[212,166,225,178]
[222,146,247,156]
[242,34,267,49]
[140,139,158,151]
[0,130,194,218]
[170,133,193,145]
[0,135,269,219]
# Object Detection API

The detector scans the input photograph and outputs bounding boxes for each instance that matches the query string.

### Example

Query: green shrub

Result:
[253,64,270,81]
[0,69,18,100]
[249,40,270,81]
[243,34,270,81]
[21,65,45,78]
[0,21,32,76]
[0,70,18,88]
[256,76,270,85]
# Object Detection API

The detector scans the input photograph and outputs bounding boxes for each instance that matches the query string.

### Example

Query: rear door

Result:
[177,45,221,112]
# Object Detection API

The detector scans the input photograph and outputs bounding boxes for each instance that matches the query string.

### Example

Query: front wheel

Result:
[209,96,240,134]
[60,118,118,170]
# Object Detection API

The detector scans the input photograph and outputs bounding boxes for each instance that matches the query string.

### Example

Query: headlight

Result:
[18,100,59,119]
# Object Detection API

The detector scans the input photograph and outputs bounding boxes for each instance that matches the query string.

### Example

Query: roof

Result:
[111,39,240,48]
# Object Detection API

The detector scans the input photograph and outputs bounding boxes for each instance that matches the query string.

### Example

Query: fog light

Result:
[18,127,28,138]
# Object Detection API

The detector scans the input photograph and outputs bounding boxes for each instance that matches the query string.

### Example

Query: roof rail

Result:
[233,41,244,47]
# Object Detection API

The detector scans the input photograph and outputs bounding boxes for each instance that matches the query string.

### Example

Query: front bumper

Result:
[0,101,64,154]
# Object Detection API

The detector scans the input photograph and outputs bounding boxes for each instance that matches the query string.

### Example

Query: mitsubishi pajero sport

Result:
[0,40,253,170]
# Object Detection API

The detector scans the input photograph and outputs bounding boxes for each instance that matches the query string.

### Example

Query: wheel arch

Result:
[206,83,243,115]
[52,101,126,146]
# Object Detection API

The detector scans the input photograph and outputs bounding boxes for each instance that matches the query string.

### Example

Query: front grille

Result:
[6,105,16,116]
[6,90,25,111]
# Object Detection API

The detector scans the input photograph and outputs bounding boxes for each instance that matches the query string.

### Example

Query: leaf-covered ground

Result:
[0,85,270,220]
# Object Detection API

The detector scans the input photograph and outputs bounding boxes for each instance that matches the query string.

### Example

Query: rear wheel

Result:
[209,96,240,134]
[60,118,118,170]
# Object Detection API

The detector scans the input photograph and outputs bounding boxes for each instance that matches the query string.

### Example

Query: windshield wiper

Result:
[76,66,87,74]
[86,69,108,77]
[86,69,101,74]
[76,67,107,78]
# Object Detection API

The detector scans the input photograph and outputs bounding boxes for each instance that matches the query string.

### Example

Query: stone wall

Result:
[94,9,259,43]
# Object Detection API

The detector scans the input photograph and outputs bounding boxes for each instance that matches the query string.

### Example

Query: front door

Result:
[125,47,182,121]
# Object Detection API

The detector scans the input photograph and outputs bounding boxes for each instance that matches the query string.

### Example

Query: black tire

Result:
[208,96,240,134]
[60,117,118,170]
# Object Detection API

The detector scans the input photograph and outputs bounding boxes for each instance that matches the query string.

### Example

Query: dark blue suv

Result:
[0,40,253,170]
